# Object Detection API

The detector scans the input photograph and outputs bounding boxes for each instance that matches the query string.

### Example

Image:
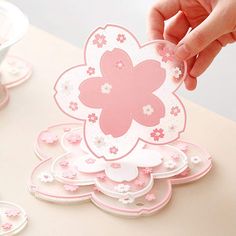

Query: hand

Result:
[149,0,236,90]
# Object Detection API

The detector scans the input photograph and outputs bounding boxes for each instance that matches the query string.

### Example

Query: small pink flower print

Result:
[116,34,126,43]
[87,67,95,75]
[172,67,182,79]
[40,132,58,144]
[64,184,79,192]
[85,158,96,164]
[88,113,98,123]
[66,133,82,144]
[150,128,164,141]
[79,48,165,137]
[2,222,12,230]
[110,162,121,169]
[92,34,107,48]
[69,102,78,111]
[59,160,69,168]
[62,170,77,179]
[145,193,156,201]
[170,106,181,116]
[96,173,106,181]
[109,146,118,154]
[142,167,153,175]
[134,179,145,187]
[158,47,175,63]
[5,209,20,217]
[171,154,179,161]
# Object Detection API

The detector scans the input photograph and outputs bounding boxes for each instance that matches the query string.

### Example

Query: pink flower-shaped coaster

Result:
[0,201,27,235]
[29,123,212,217]
[0,55,32,109]
[54,24,187,161]
[29,25,212,217]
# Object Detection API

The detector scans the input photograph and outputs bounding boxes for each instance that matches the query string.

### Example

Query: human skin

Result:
[149,0,236,90]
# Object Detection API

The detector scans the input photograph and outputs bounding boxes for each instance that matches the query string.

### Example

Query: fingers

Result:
[149,0,180,39]
[175,6,231,60]
[190,40,222,78]
[164,11,190,44]
[184,57,197,90]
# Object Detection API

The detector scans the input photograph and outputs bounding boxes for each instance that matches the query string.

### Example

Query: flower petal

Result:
[79,77,109,108]
[133,60,165,92]
[92,179,172,216]
[133,94,165,127]
[104,162,138,182]
[100,48,133,80]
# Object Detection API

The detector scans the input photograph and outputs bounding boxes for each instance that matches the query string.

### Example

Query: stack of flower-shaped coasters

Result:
[28,25,212,217]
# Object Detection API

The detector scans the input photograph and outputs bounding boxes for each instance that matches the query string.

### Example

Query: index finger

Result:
[149,0,180,40]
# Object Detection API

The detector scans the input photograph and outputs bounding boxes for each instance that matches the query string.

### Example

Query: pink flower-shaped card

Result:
[54,24,187,160]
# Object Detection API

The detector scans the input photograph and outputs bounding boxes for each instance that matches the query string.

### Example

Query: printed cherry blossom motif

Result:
[109,146,118,154]
[114,184,130,193]
[79,48,166,138]
[118,196,134,204]
[190,156,202,164]
[170,106,181,116]
[62,170,77,179]
[145,193,156,202]
[101,83,112,94]
[40,132,58,144]
[64,184,79,192]
[87,67,95,75]
[93,136,106,148]
[69,102,78,111]
[117,34,126,43]
[88,113,98,123]
[134,179,145,187]
[60,81,73,95]
[5,208,21,217]
[66,133,82,144]
[59,160,69,168]
[2,222,12,230]
[110,162,121,169]
[172,67,182,79]
[143,104,154,116]
[85,158,96,164]
[150,128,164,141]
[158,46,175,62]
[92,34,107,48]
[142,167,153,175]
[38,172,54,183]
[164,160,176,170]
[115,60,124,69]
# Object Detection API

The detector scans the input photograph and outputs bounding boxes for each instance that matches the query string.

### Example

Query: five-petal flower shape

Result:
[54,25,187,160]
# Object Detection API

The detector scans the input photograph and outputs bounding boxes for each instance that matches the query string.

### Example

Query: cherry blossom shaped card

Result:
[55,24,187,161]
[0,201,27,235]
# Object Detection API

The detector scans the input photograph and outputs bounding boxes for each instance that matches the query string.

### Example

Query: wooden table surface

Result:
[0,26,235,236]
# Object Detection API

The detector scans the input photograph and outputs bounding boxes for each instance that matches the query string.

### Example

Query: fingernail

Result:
[175,44,191,60]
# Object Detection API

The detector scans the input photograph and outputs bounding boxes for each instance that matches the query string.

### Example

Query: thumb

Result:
[175,7,230,60]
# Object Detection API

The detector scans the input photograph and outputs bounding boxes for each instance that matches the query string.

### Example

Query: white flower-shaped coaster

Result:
[0,201,27,235]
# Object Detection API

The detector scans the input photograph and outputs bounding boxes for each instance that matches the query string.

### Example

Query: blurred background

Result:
[9,0,236,121]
